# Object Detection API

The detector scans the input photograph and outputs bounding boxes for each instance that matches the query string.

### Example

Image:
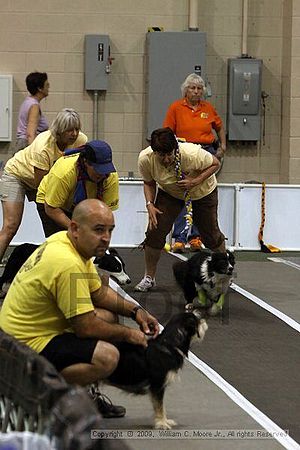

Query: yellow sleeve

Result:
[138,150,153,182]
[30,143,54,172]
[182,144,213,172]
[55,262,101,319]
[44,170,74,208]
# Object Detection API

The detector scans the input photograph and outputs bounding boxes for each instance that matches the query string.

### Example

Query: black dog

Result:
[0,243,38,296]
[94,248,131,285]
[0,244,131,297]
[107,312,208,429]
[173,249,235,315]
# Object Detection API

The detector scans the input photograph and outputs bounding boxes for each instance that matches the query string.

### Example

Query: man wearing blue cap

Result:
[36,140,119,237]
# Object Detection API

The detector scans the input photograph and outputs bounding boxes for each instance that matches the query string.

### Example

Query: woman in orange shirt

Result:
[163,73,226,253]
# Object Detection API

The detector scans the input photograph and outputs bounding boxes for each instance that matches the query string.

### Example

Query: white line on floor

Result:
[109,254,300,449]
[168,251,300,448]
[187,352,300,450]
[230,283,300,333]
[268,257,300,271]
[168,251,300,332]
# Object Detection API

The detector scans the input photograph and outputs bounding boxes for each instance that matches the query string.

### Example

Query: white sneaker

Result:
[134,275,156,292]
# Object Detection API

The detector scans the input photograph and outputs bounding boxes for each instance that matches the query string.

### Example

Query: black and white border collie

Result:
[0,244,131,297]
[107,311,207,429]
[94,248,131,285]
[173,249,235,314]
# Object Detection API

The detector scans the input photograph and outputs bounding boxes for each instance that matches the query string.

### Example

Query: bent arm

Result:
[143,180,162,229]
[26,104,40,144]
[192,155,220,185]
[44,202,71,229]
[33,167,48,188]
[216,125,226,152]
[91,285,160,337]
[177,155,220,191]
[143,179,156,204]
[70,310,135,341]
[91,284,138,316]
[70,289,150,345]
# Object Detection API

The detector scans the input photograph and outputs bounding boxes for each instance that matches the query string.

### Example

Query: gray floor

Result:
[235,257,300,321]
[100,363,284,450]
[1,249,299,449]
[99,249,300,450]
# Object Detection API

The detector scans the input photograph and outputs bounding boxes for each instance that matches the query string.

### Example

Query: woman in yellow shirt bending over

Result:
[0,108,87,262]
[36,140,119,237]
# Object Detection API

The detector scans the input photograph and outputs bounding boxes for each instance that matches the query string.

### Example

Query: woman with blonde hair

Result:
[0,108,87,262]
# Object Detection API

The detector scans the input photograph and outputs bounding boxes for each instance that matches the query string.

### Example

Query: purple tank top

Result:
[16,96,48,139]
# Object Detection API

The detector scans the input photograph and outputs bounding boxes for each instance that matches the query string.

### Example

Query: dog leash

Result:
[174,146,193,233]
[258,182,280,253]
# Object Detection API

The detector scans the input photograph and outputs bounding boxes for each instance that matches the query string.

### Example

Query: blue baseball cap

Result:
[84,140,116,174]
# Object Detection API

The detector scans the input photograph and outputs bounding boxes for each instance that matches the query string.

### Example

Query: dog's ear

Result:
[183,313,201,338]
[108,248,126,265]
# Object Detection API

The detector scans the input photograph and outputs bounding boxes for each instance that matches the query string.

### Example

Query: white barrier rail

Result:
[1,183,299,251]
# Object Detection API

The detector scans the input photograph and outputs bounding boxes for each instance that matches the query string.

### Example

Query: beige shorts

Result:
[0,171,36,202]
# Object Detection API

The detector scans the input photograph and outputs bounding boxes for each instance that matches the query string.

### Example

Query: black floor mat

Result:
[117,248,300,443]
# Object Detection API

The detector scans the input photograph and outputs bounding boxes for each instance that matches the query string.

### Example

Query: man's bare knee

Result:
[92,341,119,378]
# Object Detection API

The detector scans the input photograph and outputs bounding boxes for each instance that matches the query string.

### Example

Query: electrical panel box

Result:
[227,58,262,141]
[85,35,110,91]
[0,75,13,141]
[146,31,206,138]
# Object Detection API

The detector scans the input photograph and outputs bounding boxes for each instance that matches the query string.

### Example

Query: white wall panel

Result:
[0,183,299,251]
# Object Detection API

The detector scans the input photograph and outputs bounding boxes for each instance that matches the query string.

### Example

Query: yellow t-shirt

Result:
[0,232,101,353]
[36,154,119,212]
[5,130,88,189]
[138,142,217,200]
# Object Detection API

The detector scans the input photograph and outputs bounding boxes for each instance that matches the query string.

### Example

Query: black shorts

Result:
[36,202,72,237]
[40,333,98,372]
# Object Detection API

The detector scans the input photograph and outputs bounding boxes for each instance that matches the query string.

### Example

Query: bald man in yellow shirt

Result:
[0,199,159,418]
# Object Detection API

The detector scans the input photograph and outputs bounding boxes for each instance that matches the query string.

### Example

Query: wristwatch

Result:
[130,305,143,320]
[146,200,153,207]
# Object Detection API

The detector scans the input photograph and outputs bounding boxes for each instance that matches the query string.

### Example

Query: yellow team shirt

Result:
[138,142,217,200]
[0,232,101,353]
[36,154,119,212]
[4,130,88,189]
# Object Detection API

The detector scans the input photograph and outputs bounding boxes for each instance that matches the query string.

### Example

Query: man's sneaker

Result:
[172,241,185,253]
[189,237,203,252]
[89,385,126,418]
[134,275,156,292]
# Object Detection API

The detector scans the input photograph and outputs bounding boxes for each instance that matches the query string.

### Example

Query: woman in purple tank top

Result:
[16,72,49,151]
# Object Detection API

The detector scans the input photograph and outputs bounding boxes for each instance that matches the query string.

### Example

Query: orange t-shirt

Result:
[163,98,223,144]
